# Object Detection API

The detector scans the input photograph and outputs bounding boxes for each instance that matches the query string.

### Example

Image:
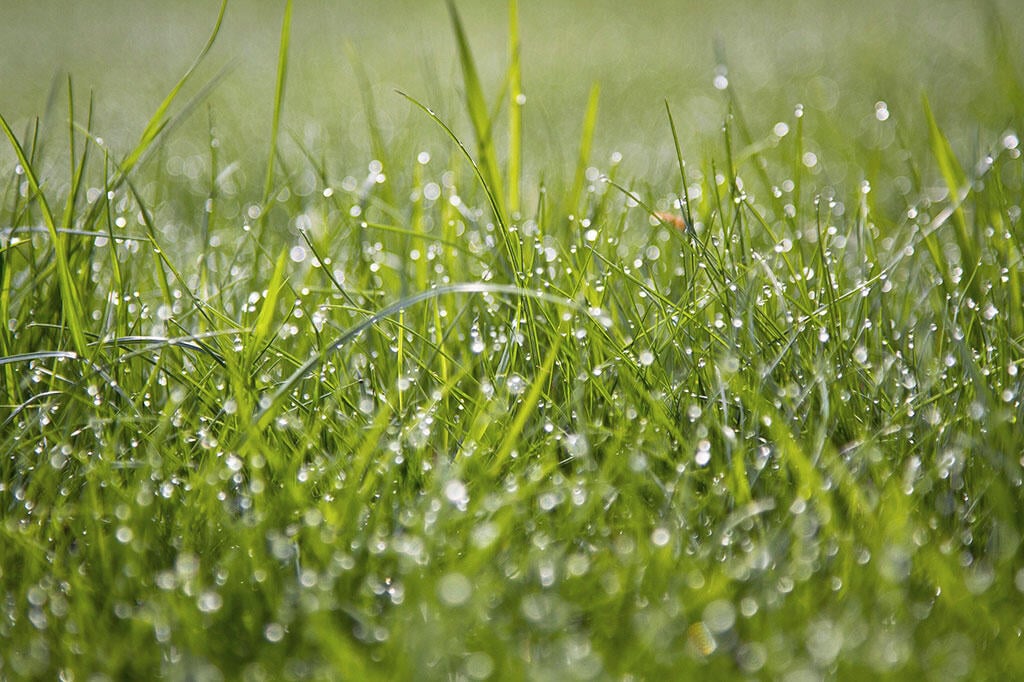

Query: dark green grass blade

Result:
[60,77,92,231]
[665,100,694,231]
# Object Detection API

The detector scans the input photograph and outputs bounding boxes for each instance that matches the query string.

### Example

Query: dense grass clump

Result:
[2,1,1023,679]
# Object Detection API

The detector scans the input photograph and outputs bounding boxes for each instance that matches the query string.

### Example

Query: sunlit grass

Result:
[2,1,1023,679]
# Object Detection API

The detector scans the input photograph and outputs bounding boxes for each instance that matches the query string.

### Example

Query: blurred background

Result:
[1,0,1022,182]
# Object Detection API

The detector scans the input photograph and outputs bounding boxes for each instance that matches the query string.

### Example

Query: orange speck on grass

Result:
[654,211,689,231]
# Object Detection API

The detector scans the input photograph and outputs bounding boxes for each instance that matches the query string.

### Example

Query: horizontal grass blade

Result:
[254,283,591,430]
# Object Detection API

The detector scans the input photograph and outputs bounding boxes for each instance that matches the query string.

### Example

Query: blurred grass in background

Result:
[2,0,1021,182]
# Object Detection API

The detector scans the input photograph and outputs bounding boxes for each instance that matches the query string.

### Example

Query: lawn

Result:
[2,1,1023,679]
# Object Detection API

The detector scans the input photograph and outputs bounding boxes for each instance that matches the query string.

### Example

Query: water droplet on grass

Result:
[465,652,495,679]
[197,591,222,613]
[695,440,711,467]
[444,479,469,510]
[651,527,671,546]
[438,572,472,607]
[264,622,285,642]
[703,599,736,633]
[506,374,526,395]
[687,621,716,656]
[737,642,767,673]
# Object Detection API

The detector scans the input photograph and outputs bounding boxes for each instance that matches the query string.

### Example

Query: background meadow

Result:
[2,0,1023,679]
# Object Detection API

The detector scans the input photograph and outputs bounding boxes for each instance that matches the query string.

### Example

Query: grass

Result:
[2,1,1023,679]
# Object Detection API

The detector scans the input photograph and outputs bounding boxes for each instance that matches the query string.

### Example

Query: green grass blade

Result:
[121,0,227,173]
[346,42,395,206]
[922,94,977,280]
[61,81,93,231]
[565,82,600,220]
[253,251,288,352]
[96,333,231,366]
[61,76,77,229]
[664,100,693,231]
[507,0,522,216]
[397,91,520,274]
[0,112,88,355]
[260,0,294,219]
[488,334,562,476]
[983,2,1024,114]
[0,349,81,367]
[445,0,507,223]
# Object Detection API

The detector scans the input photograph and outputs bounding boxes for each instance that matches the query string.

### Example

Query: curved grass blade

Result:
[254,283,590,430]
[0,350,136,414]
[95,332,234,367]
[122,0,228,173]
[396,91,520,274]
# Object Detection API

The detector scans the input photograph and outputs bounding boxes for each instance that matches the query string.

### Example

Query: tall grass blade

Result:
[488,334,561,476]
[60,77,86,230]
[566,83,600,221]
[121,0,227,173]
[445,0,507,223]
[507,0,522,216]
[0,113,88,355]
[397,91,520,273]
[253,251,288,352]
[347,42,395,206]
[664,100,693,230]
[922,95,977,289]
[261,0,294,219]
